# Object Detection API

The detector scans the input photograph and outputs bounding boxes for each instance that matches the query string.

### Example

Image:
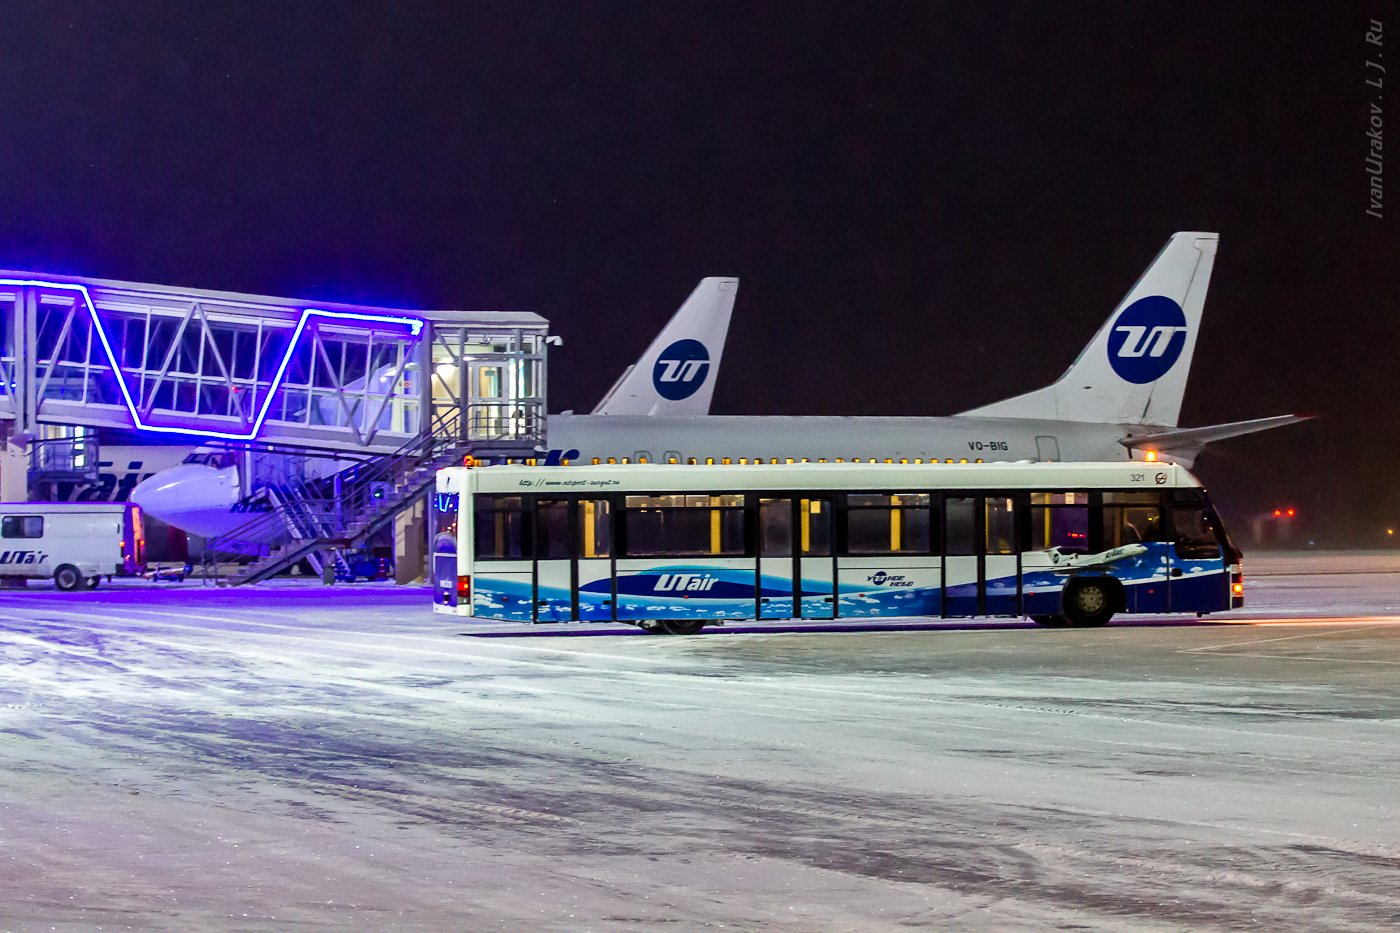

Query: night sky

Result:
[0,2,1395,542]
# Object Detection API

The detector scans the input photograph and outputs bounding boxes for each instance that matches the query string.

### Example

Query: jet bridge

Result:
[0,272,550,462]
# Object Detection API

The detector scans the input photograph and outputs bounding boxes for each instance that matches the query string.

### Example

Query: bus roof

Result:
[440,461,1200,496]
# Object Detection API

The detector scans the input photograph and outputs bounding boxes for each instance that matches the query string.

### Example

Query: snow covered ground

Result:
[0,553,1399,929]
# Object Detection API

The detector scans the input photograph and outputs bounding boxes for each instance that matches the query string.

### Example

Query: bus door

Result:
[534,499,574,622]
[1101,492,1170,614]
[756,496,834,619]
[943,495,1020,616]
[575,498,614,621]
[1167,493,1229,612]
[534,497,615,622]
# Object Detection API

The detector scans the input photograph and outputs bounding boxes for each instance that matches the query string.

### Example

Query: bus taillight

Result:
[1229,565,1244,607]
[457,575,471,600]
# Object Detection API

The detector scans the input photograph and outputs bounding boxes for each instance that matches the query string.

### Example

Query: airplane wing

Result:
[1120,413,1316,452]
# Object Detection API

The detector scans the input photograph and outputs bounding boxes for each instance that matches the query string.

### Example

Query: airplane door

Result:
[1036,435,1060,462]
[943,495,1021,617]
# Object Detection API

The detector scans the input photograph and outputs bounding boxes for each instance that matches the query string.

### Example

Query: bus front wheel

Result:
[54,565,87,592]
[659,619,706,636]
[1062,579,1116,627]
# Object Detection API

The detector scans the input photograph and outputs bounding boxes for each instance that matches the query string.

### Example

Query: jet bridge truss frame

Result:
[0,272,549,455]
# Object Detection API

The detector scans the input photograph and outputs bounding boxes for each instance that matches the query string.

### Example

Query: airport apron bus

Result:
[432,461,1243,633]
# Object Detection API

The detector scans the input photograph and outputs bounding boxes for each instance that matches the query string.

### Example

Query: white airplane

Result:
[129,278,739,538]
[543,232,1307,467]
[133,233,1309,543]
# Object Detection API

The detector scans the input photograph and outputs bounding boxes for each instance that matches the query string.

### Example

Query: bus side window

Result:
[1172,505,1221,559]
[473,496,528,560]
[945,497,976,555]
[1,516,42,539]
[759,498,793,557]
[536,500,571,560]
[984,497,1015,555]
[578,499,612,558]
[1102,492,1162,548]
[844,493,931,555]
[1029,492,1089,553]
[799,498,831,557]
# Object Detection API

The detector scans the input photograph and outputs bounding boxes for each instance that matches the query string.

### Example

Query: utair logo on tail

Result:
[1106,295,1188,384]
[654,572,718,592]
[652,339,710,400]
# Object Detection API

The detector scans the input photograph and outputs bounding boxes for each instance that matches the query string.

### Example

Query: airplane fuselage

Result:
[545,414,1163,466]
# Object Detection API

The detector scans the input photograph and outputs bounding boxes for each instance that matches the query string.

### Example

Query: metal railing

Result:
[28,436,101,479]
[202,410,467,584]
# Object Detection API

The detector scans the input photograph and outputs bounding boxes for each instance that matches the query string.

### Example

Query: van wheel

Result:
[87,576,102,590]
[54,565,86,592]
[659,619,706,636]
[1062,579,1115,627]
[1031,614,1070,627]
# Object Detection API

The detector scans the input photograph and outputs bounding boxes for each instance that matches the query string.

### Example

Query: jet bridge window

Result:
[1,516,42,539]
[1029,491,1090,553]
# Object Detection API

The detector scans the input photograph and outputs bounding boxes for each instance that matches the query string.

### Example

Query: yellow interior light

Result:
[945,459,954,464]
[607,457,617,465]
[975,459,984,464]
[591,457,600,465]
[959,458,968,464]
[739,457,747,464]
[722,457,731,465]
[706,457,714,465]
[621,457,629,464]
[785,458,794,464]
[884,458,893,464]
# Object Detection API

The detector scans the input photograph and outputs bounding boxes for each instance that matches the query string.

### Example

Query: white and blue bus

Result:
[432,461,1243,633]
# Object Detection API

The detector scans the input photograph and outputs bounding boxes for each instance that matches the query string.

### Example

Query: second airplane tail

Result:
[962,232,1218,426]
[592,277,738,416]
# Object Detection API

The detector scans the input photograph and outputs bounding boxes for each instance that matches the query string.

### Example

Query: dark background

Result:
[0,1,1394,543]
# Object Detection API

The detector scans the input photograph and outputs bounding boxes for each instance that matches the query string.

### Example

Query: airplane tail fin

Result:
[961,232,1218,426]
[592,277,738,415]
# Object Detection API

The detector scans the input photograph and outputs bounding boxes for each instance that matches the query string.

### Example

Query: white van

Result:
[0,503,146,591]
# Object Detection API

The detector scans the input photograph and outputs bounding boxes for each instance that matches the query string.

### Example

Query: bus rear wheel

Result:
[1062,579,1116,627]
[1031,615,1070,627]
[659,619,706,636]
[54,565,87,592]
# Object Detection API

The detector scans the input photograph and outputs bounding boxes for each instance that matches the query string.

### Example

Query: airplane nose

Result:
[129,465,240,530]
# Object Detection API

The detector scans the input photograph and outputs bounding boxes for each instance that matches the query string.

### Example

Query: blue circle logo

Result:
[652,339,711,400]
[1106,296,1188,384]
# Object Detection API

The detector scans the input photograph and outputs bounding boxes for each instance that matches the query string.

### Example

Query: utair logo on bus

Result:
[1106,295,1189,384]
[653,572,718,592]
[652,339,710,400]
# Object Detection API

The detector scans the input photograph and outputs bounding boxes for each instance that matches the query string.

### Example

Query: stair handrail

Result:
[202,409,466,584]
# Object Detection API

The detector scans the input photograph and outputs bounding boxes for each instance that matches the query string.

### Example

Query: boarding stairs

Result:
[204,412,469,586]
